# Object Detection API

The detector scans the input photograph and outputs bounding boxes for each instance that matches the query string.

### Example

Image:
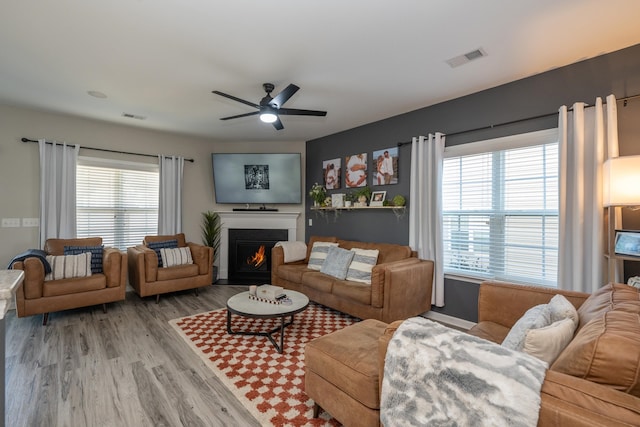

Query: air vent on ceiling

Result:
[446,48,487,68]
[122,113,146,120]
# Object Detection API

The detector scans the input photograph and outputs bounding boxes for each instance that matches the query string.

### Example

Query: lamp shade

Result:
[603,155,640,206]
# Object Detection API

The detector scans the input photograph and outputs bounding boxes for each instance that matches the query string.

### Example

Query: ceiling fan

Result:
[212,83,327,130]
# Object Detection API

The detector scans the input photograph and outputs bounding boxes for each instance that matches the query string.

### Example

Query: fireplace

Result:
[228,228,288,282]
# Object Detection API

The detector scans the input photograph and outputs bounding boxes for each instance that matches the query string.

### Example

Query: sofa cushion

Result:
[301,271,335,293]
[64,245,104,274]
[502,304,552,351]
[276,264,309,283]
[160,247,193,267]
[332,280,372,305]
[320,246,355,280]
[307,242,339,271]
[552,310,640,397]
[44,253,92,281]
[577,283,640,330]
[337,240,411,264]
[523,317,576,365]
[346,248,379,285]
[468,321,511,344]
[147,239,178,267]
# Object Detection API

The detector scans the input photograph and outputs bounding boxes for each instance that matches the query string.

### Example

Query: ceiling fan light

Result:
[260,112,278,123]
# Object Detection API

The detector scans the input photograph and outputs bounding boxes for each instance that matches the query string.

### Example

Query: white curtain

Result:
[558,95,619,293]
[158,155,184,235]
[409,133,445,307]
[39,139,79,247]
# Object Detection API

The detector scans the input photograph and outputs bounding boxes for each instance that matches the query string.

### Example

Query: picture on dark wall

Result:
[323,158,341,190]
[244,164,270,190]
[345,153,367,188]
[373,147,398,185]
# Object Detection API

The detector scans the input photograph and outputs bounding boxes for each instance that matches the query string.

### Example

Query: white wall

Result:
[0,104,306,268]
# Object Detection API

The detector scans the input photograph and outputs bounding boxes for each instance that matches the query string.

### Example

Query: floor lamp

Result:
[603,155,640,283]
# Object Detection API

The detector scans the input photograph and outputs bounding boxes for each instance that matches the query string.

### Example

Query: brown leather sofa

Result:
[271,236,435,323]
[12,237,127,325]
[306,281,640,426]
[127,233,213,302]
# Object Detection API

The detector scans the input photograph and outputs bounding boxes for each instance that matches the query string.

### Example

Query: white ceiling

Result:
[2,1,640,142]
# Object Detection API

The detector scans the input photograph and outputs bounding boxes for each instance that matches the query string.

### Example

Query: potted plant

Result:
[201,211,221,283]
[353,186,372,207]
[309,183,327,207]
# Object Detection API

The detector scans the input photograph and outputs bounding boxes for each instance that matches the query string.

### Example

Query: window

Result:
[76,157,159,250]
[442,129,558,287]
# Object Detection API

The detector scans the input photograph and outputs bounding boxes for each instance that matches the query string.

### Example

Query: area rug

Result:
[169,302,359,426]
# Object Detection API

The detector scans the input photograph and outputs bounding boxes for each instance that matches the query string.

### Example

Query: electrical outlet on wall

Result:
[22,218,39,227]
[1,218,20,227]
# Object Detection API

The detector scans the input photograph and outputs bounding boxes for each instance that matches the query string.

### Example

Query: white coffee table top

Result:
[227,289,309,317]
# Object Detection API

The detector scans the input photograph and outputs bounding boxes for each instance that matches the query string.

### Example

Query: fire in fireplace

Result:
[228,228,288,283]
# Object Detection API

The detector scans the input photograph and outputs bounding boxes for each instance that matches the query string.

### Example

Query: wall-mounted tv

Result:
[211,153,302,204]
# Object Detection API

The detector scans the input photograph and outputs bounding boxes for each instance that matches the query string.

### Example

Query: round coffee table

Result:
[226,290,309,353]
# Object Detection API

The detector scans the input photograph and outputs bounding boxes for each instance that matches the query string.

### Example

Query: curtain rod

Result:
[397,93,640,147]
[21,137,195,163]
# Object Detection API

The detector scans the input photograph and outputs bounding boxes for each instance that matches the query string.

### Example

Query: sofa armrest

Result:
[12,258,45,299]
[370,258,420,307]
[539,370,640,426]
[478,281,589,329]
[187,242,213,275]
[379,259,435,323]
[103,247,126,288]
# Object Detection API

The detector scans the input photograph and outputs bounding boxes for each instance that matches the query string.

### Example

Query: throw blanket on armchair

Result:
[381,317,548,427]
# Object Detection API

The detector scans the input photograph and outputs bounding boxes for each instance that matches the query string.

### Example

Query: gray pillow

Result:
[502,304,552,351]
[320,246,355,280]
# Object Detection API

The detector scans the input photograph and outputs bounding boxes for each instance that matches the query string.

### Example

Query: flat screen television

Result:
[211,153,302,204]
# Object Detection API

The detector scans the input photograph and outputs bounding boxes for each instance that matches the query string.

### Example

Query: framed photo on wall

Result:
[323,158,341,190]
[345,153,367,188]
[373,146,398,185]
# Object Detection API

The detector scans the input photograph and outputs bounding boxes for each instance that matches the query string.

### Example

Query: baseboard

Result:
[422,311,476,331]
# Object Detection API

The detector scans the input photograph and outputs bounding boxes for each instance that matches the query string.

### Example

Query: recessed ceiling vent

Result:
[122,113,146,120]
[446,48,487,68]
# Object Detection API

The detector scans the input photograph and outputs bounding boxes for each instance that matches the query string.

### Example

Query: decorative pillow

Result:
[160,247,193,268]
[346,248,380,284]
[548,294,579,329]
[523,317,576,365]
[552,310,640,398]
[44,253,92,281]
[502,304,552,351]
[307,242,339,271]
[320,246,355,280]
[64,245,104,274]
[147,239,178,267]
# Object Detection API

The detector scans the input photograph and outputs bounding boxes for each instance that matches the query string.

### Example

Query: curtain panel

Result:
[158,155,184,235]
[558,95,619,293]
[39,139,79,247]
[409,133,445,307]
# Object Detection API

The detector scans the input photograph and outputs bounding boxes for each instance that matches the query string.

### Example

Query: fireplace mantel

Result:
[218,211,300,280]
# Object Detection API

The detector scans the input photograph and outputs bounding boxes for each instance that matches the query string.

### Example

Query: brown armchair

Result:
[12,237,127,325]
[127,233,213,302]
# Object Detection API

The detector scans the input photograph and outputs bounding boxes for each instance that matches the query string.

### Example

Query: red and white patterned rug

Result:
[169,302,359,426]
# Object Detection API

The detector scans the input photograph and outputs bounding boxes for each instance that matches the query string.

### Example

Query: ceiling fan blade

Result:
[212,90,259,109]
[272,117,284,130]
[220,111,260,120]
[270,84,299,109]
[277,108,327,117]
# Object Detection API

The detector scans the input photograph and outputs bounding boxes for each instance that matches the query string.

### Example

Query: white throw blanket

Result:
[381,317,548,427]
[274,241,307,263]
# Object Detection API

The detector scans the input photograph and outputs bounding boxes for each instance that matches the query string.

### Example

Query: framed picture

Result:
[370,190,386,206]
[332,193,345,208]
[323,158,341,190]
[614,230,640,257]
[345,153,367,188]
[373,147,398,186]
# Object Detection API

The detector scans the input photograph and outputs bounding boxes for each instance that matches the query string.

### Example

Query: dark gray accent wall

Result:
[306,43,640,322]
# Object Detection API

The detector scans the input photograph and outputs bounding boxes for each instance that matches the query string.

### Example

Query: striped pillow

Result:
[346,248,380,284]
[64,245,104,274]
[160,247,193,267]
[44,252,92,281]
[307,242,339,271]
[147,239,178,267]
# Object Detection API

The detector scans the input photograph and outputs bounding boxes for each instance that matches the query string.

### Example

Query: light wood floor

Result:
[5,285,262,427]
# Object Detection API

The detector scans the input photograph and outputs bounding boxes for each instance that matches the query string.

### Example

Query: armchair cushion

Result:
[44,253,92,281]
[64,245,104,273]
[160,247,193,267]
[147,239,178,267]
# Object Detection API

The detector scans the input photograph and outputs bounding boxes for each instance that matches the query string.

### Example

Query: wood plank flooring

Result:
[5,285,262,427]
